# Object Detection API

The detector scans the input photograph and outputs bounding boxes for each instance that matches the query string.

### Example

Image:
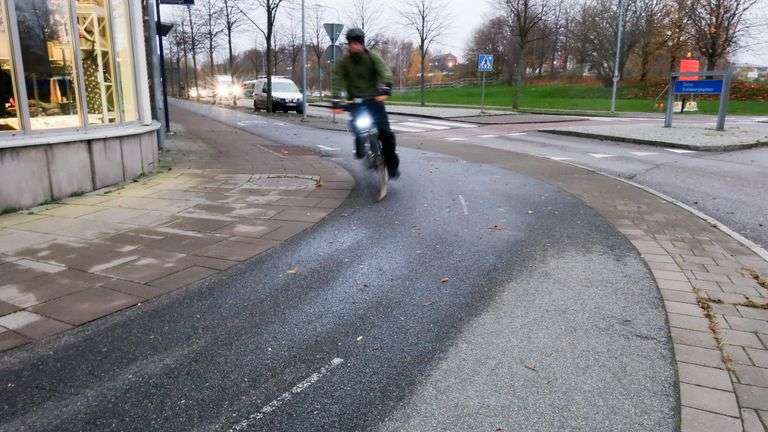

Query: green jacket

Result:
[333,50,393,99]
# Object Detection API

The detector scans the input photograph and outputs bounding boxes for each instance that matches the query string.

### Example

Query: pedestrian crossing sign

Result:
[478,54,494,72]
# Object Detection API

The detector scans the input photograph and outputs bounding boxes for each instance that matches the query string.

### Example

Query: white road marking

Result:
[458,194,469,215]
[665,148,697,154]
[399,122,450,130]
[422,120,478,128]
[507,132,527,136]
[390,125,427,132]
[317,145,339,151]
[229,358,344,431]
[478,134,499,138]
[630,151,658,156]
[548,157,573,161]
[237,120,267,125]
[588,153,616,158]
[445,137,467,141]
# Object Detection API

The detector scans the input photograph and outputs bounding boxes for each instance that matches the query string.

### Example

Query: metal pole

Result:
[147,0,165,148]
[301,0,308,120]
[480,71,486,114]
[716,71,731,131]
[664,76,675,128]
[155,0,170,133]
[331,54,336,123]
[610,0,624,114]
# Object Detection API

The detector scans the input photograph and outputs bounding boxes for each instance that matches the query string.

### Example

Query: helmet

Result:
[346,28,365,45]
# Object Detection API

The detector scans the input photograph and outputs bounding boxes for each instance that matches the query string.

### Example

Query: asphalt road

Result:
[0,102,676,431]
[368,115,768,250]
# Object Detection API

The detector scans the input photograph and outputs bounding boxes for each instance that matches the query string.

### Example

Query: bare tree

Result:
[465,16,512,80]
[309,4,327,97]
[665,0,693,74]
[235,0,290,112]
[222,0,244,79]
[637,0,668,81]
[688,0,758,70]
[197,0,225,77]
[347,0,384,47]
[571,0,643,86]
[400,0,451,106]
[187,5,202,99]
[497,0,551,109]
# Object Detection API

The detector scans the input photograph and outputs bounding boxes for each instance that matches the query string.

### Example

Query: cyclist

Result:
[334,28,400,178]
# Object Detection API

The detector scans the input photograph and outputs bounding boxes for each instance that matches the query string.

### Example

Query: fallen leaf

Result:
[286,267,300,274]
[423,301,433,306]
[525,364,538,371]
[356,336,364,342]
[440,277,449,283]
[488,224,504,230]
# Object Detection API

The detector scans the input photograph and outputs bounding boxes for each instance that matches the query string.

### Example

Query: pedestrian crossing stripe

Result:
[588,153,616,158]
[665,148,697,154]
[390,125,426,132]
[422,120,478,128]
[630,152,658,156]
[399,122,450,130]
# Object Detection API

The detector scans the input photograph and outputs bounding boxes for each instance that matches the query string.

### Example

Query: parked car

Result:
[249,77,304,114]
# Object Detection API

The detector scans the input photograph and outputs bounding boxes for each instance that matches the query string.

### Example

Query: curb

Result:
[540,129,768,152]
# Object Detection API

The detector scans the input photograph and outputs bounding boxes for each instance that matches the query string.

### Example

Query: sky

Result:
[161,0,767,66]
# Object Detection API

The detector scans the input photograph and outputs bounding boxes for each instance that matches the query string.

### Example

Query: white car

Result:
[249,77,304,114]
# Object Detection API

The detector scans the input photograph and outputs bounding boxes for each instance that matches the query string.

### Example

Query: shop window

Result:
[0,0,19,131]
[15,0,81,130]
[77,0,117,125]
[109,0,137,122]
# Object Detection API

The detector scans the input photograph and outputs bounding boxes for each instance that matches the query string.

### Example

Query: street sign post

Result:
[323,23,343,123]
[665,70,732,131]
[478,54,493,113]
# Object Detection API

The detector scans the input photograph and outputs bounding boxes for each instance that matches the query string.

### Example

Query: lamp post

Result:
[301,0,308,121]
[610,0,624,114]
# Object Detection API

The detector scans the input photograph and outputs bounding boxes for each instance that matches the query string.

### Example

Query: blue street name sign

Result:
[674,79,724,94]
[478,54,494,72]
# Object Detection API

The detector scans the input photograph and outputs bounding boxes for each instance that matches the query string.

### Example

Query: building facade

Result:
[0,0,158,212]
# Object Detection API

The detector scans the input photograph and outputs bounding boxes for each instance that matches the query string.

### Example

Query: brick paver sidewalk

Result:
[0,106,353,352]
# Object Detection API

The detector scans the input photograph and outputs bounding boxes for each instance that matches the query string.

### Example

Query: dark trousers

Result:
[351,101,399,174]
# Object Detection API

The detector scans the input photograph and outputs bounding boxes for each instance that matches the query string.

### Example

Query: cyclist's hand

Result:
[375,95,389,102]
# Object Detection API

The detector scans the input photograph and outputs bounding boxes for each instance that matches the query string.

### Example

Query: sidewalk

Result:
[0,106,353,352]
[541,122,768,151]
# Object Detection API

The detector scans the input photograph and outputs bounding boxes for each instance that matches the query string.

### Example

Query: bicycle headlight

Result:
[355,114,373,130]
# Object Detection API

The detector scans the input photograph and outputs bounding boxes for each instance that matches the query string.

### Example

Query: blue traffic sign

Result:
[478,54,494,72]
[674,79,724,94]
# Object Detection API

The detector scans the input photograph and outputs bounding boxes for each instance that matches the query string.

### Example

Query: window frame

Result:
[0,0,144,140]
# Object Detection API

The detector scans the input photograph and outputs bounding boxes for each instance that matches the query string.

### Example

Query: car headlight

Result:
[355,114,373,130]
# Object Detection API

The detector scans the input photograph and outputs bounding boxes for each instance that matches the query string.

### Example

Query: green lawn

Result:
[390,83,768,116]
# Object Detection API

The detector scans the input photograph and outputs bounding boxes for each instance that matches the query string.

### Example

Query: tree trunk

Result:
[640,42,651,82]
[188,7,199,101]
[420,46,426,107]
[513,40,526,110]
[266,28,273,112]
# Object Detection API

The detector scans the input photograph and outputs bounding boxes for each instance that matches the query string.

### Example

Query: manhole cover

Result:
[247,175,319,190]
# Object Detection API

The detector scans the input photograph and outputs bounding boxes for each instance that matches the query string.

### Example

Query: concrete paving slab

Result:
[0,311,72,340]
[192,239,279,261]
[28,287,142,326]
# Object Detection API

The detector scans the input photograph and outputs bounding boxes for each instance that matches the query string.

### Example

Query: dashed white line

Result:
[317,145,339,151]
[478,134,499,138]
[399,122,450,130]
[422,120,478,128]
[630,151,658,156]
[588,153,616,158]
[665,148,697,154]
[229,358,344,431]
[507,132,527,136]
[445,137,467,141]
[458,194,469,215]
[548,157,573,161]
[391,125,427,132]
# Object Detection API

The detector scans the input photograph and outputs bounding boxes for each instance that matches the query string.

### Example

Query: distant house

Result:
[432,53,458,73]
[734,63,768,81]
